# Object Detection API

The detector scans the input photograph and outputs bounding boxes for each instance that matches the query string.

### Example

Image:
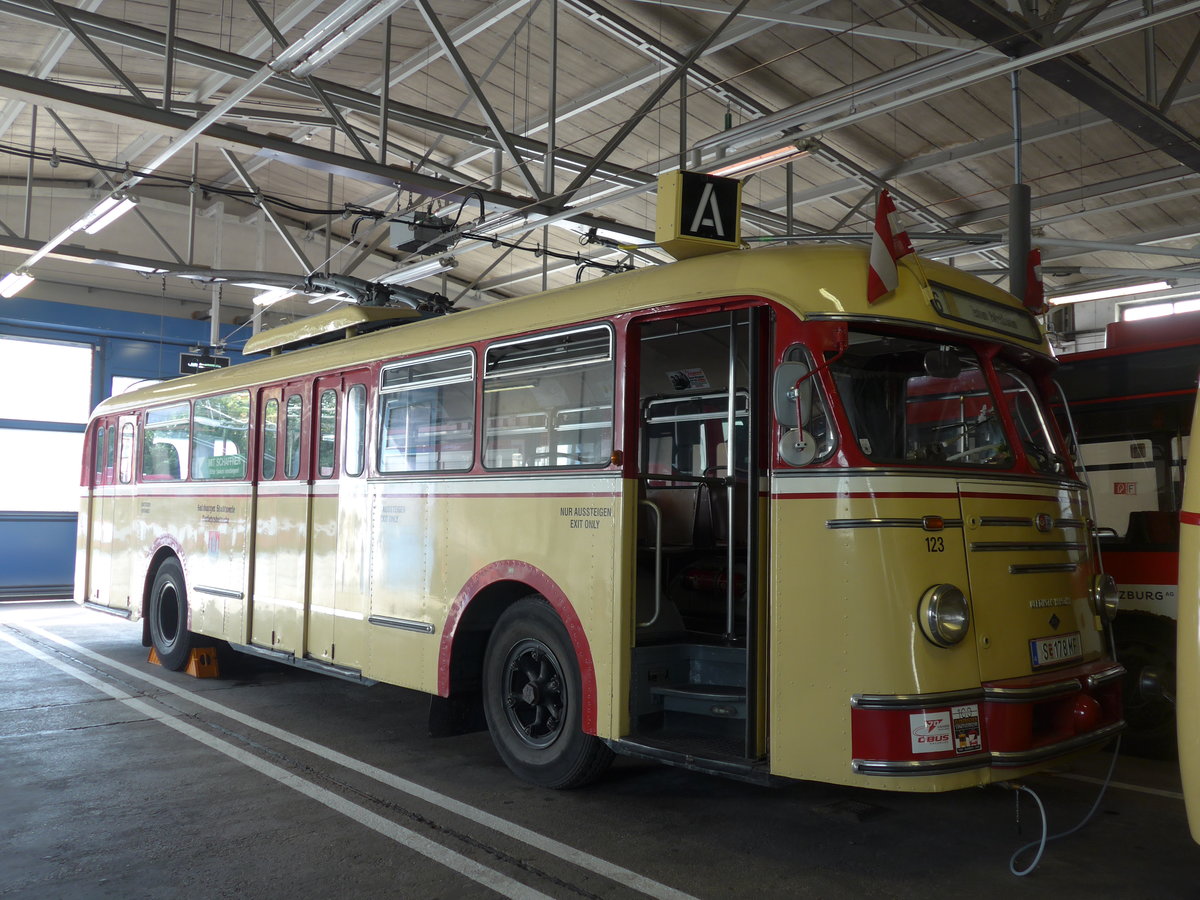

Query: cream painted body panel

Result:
[362,475,623,733]
[314,480,371,669]
[768,471,1100,791]
[1178,394,1200,842]
[252,487,309,653]
[138,485,253,639]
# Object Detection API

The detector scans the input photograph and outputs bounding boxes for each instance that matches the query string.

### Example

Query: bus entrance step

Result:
[650,683,746,719]
[147,646,221,678]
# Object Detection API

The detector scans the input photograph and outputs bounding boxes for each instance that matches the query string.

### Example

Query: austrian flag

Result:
[866,188,915,304]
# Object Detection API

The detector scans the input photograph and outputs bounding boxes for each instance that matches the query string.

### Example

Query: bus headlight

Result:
[1091,574,1119,621]
[919,584,970,647]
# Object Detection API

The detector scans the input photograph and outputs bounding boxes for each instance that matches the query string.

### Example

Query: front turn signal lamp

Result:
[1091,573,1119,621]
[919,584,971,647]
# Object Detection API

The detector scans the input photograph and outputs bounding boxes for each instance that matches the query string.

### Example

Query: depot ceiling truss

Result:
[0,0,1196,306]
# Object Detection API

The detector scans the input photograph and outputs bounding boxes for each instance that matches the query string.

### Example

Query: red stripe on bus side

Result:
[379,490,620,501]
[772,491,958,501]
[1182,511,1200,527]
[438,560,598,735]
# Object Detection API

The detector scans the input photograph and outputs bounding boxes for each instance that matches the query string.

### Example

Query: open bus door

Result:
[624,306,768,774]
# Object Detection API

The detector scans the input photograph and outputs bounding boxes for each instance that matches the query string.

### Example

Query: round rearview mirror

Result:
[924,349,961,380]
[778,428,817,466]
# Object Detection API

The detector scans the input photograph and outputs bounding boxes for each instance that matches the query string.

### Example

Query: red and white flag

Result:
[1024,248,1046,314]
[867,188,914,304]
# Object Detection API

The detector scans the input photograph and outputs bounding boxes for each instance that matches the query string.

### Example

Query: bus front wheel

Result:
[148,558,194,671]
[482,597,612,789]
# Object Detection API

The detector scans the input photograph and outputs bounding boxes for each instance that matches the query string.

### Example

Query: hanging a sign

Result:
[655,171,742,260]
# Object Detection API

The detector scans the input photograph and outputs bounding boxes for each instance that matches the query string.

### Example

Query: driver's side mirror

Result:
[774,361,812,428]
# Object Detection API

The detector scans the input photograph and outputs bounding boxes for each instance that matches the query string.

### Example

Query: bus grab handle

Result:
[638,499,663,628]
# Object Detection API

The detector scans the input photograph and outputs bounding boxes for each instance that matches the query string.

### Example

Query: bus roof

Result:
[92,244,1049,418]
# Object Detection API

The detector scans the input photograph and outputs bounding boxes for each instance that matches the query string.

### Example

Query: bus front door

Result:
[626,307,767,768]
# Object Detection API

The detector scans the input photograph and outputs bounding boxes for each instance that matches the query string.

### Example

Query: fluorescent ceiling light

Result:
[253,288,296,306]
[84,197,137,234]
[1049,280,1171,305]
[0,269,35,298]
[707,143,812,178]
[380,257,458,287]
[70,194,138,235]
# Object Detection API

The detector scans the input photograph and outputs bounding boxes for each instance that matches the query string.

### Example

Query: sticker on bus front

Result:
[909,711,953,753]
[952,704,982,754]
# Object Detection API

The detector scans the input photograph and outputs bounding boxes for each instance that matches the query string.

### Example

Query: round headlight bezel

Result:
[919,584,971,648]
[1091,573,1119,621]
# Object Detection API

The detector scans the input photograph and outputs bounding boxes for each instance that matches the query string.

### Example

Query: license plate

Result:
[1030,631,1082,668]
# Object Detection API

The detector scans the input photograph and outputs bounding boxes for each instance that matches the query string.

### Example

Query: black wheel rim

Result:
[501,638,567,749]
[156,582,180,650]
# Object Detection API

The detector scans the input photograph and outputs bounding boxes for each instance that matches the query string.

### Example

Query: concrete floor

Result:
[2,601,1197,899]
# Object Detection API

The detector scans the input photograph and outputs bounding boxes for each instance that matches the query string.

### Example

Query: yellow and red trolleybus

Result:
[76,244,1123,791]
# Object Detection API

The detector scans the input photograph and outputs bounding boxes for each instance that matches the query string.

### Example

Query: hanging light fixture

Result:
[379,257,458,287]
[0,268,34,298]
[1048,280,1172,305]
[706,141,815,178]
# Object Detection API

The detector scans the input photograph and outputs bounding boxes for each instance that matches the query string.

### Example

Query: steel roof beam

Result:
[916,0,1200,174]
[0,67,656,242]
[414,0,544,199]
[624,0,1002,53]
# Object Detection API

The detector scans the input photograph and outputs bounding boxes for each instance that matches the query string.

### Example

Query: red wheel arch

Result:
[438,560,598,734]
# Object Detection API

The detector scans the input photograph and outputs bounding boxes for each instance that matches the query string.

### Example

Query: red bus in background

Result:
[1055,311,1200,757]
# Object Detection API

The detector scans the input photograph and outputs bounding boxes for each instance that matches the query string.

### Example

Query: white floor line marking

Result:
[0,627,552,900]
[1051,772,1185,800]
[22,623,697,900]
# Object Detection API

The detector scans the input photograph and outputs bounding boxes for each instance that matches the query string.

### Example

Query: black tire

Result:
[482,597,613,789]
[1115,616,1177,759]
[148,558,194,671]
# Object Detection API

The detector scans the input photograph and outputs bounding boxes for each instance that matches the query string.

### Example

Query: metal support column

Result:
[1009,71,1030,302]
[378,15,391,164]
[162,0,176,111]
[23,105,35,239]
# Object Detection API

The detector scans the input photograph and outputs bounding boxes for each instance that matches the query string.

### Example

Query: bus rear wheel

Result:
[482,597,612,789]
[148,558,194,671]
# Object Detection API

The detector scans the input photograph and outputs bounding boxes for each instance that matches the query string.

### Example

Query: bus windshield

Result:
[829,331,1062,471]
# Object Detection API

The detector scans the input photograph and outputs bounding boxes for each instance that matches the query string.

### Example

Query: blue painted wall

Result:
[0,296,247,600]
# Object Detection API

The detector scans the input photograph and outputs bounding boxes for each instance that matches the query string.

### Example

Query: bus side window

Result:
[262,398,279,480]
[345,384,366,477]
[483,327,613,469]
[106,425,115,478]
[93,425,105,480]
[193,391,250,480]
[379,352,475,473]
[142,403,190,481]
[284,394,302,479]
[118,422,135,484]
[318,389,337,478]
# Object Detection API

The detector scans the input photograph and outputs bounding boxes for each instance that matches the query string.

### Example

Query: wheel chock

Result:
[185,647,220,678]
[146,646,220,678]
